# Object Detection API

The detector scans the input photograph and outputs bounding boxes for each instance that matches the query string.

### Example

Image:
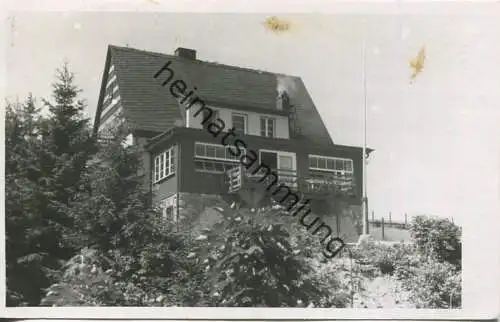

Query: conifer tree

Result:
[67,124,164,253]
[36,62,96,259]
[42,125,184,306]
[6,63,96,305]
[188,204,335,307]
[5,96,49,306]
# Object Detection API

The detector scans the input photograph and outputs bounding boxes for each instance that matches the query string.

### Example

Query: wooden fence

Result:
[368,211,455,241]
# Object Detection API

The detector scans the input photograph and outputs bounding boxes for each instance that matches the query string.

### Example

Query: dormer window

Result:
[260,117,275,138]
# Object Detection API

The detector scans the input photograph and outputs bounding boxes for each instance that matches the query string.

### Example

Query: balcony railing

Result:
[226,166,357,198]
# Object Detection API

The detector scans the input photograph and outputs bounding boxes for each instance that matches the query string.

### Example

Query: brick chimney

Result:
[174,47,197,60]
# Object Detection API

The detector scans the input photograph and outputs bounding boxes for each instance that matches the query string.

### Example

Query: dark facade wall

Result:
[134,136,153,195]
[152,176,178,204]
[147,135,181,204]
[177,193,226,233]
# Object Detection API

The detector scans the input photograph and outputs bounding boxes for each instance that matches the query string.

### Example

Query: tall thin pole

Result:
[361,33,369,235]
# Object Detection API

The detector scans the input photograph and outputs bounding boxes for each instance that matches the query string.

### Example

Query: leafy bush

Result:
[41,243,186,307]
[161,231,213,307]
[350,242,416,276]
[41,248,118,306]
[307,257,352,308]
[190,205,336,307]
[392,252,423,282]
[410,215,461,268]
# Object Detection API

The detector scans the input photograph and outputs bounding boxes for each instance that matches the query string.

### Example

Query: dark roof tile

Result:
[95,45,334,146]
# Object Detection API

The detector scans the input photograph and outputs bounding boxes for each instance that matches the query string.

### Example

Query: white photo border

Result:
[2,0,500,319]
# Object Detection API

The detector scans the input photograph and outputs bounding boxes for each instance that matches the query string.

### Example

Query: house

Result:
[93,45,373,242]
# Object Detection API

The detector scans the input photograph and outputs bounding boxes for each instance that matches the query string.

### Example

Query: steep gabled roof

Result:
[94,45,334,146]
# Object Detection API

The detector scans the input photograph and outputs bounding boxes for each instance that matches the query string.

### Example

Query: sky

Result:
[5,10,500,226]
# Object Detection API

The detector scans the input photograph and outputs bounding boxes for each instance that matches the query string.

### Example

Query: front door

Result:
[260,151,278,170]
[259,150,297,187]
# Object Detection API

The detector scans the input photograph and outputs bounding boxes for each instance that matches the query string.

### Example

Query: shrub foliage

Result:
[410,215,461,268]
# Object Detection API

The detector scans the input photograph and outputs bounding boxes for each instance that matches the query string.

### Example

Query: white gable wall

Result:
[186,105,290,139]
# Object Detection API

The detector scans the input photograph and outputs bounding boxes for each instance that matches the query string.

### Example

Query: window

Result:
[308,155,353,175]
[232,113,247,134]
[260,117,275,137]
[194,142,244,174]
[308,155,355,194]
[153,146,176,183]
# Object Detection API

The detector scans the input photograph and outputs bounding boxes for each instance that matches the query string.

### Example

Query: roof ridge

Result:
[108,44,299,79]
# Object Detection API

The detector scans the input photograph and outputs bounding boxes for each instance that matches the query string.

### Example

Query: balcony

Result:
[226,166,357,199]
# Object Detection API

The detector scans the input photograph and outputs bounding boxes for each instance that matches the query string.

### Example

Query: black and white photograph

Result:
[3,1,500,318]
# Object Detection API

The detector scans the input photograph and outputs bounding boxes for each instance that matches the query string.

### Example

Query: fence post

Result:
[381,217,385,240]
[371,210,374,222]
[404,213,408,228]
[389,212,392,227]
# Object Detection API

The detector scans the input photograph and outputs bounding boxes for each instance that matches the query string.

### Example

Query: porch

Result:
[226,165,357,199]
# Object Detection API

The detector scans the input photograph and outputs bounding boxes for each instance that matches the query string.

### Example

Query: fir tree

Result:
[42,125,184,306]
[5,96,49,306]
[36,62,96,259]
[6,63,96,306]
[68,124,161,252]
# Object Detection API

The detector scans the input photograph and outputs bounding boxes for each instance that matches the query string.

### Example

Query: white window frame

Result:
[153,146,176,183]
[308,154,354,175]
[260,117,275,138]
[194,142,245,174]
[231,113,247,134]
[307,155,355,193]
[194,142,245,162]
